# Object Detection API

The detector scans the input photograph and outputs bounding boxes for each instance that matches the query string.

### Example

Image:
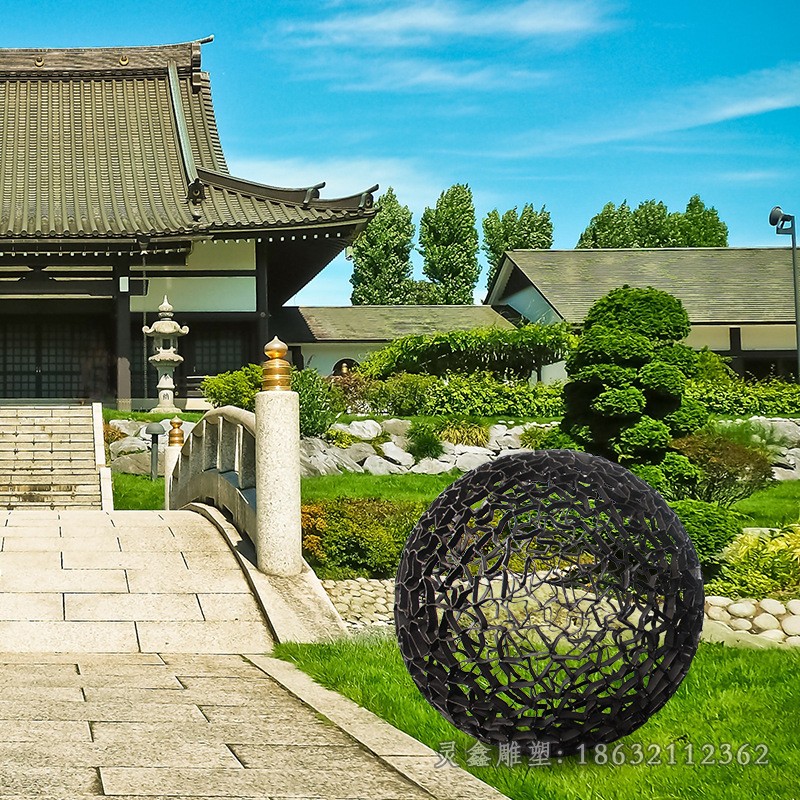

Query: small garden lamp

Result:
[769,206,799,380]
[145,422,164,481]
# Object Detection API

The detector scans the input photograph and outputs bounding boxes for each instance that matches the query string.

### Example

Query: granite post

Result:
[255,337,302,576]
[164,417,184,510]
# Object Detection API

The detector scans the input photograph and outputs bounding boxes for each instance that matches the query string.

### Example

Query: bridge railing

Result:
[168,406,258,546]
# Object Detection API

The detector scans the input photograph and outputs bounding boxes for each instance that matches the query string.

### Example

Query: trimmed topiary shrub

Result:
[668,499,742,578]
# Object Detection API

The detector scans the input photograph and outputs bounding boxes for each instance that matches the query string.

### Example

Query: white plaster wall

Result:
[740,325,797,350]
[539,361,567,384]
[131,276,256,313]
[294,343,383,376]
[185,239,256,270]
[684,325,731,350]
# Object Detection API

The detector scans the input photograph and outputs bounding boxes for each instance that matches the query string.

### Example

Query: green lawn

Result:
[732,481,800,528]
[275,633,800,800]
[112,473,165,510]
[301,471,460,504]
[103,408,204,424]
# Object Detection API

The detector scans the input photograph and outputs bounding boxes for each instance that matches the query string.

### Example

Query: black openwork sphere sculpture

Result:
[395,450,704,756]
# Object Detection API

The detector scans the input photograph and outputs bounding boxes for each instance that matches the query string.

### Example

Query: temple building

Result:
[0,38,376,408]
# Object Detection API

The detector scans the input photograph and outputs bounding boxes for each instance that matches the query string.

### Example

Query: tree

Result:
[577,195,729,248]
[482,203,553,289]
[419,184,480,304]
[576,201,637,248]
[680,194,728,246]
[349,187,415,305]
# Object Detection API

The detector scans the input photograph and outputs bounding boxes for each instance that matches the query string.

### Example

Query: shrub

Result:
[519,425,550,449]
[357,323,577,380]
[672,431,773,506]
[706,527,800,600]
[652,343,700,378]
[537,427,583,450]
[639,361,685,397]
[301,499,426,578]
[705,418,792,460]
[367,373,438,416]
[324,429,358,449]
[327,372,376,414]
[664,398,710,438]
[686,375,800,416]
[435,417,489,447]
[631,452,700,502]
[201,364,337,438]
[103,423,127,445]
[668,499,742,577]
[567,325,654,371]
[407,421,444,461]
[590,387,646,417]
[613,416,672,461]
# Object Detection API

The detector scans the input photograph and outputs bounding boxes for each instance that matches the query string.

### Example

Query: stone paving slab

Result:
[2,535,121,552]
[198,593,265,621]
[0,621,139,652]
[63,551,189,570]
[0,592,63,620]
[135,621,273,654]
[65,593,205,622]
[126,569,249,594]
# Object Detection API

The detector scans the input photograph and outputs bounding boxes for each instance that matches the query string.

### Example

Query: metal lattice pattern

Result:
[395,450,704,755]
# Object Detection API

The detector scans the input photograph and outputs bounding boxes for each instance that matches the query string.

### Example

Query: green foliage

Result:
[694,347,736,381]
[324,429,358,448]
[482,203,553,289]
[613,416,672,460]
[327,372,377,415]
[358,323,576,381]
[584,285,691,343]
[435,417,489,447]
[567,325,654,371]
[639,361,686,397]
[590,387,646,417]
[705,419,792,461]
[301,499,426,578]
[366,373,438,417]
[350,187,416,305]
[652,343,700,378]
[672,430,774,507]
[664,398,710,437]
[630,452,699,502]
[577,195,728,248]
[707,527,800,600]
[669,499,742,576]
[112,473,164,511]
[419,183,480,304]
[519,425,550,449]
[201,363,337,438]
[407,421,444,461]
[686,375,800,416]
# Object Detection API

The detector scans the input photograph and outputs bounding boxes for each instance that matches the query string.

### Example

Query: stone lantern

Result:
[142,296,189,413]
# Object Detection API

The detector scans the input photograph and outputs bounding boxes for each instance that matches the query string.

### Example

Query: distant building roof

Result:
[0,40,375,243]
[274,305,516,343]
[487,248,796,325]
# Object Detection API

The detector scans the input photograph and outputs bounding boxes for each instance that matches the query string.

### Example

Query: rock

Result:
[109,436,148,458]
[326,450,364,474]
[786,636,800,647]
[752,612,781,632]
[730,618,753,632]
[300,437,328,456]
[381,418,411,437]
[390,434,410,451]
[410,458,454,475]
[758,629,787,642]
[362,455,405,475]
[456,452,493,472]
[787,599,800,616]
[110,449,165,477]
[380,441,414,467]
[452,444,494,456]
[759,417,800,447]
[771,467,798,482]
[300,452,341,477]
[138,421,169,439]
[343,442,375,464]
[728,601,757,618]
[108,419,142,437]
[342,420,383,440]
[706,606,731,623]
[785,447,800,467]
[701,619,770,649]
[759,598,786,617]
[780,614,800,636]
[705,596,732,607]
[493,432,522,449]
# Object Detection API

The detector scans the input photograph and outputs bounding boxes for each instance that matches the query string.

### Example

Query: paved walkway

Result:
[0,508,504,798]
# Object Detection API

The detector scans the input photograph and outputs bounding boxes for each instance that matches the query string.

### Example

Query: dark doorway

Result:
[0,316,112,399]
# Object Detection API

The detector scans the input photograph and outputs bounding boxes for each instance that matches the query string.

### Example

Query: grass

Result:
[112,472,164,510]
[103,408,204,423]
[301,471,460,504]
[274,632,800,800]
[336,413,561,427]
[732,481,800,528]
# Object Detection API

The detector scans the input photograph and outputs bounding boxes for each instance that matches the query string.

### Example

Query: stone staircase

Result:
[0,404,108,509]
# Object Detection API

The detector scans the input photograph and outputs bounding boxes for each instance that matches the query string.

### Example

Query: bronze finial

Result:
[168,417,184,446]
[262,336,292,391]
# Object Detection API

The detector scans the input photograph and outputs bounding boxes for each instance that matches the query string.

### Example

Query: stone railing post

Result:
[254,336,302,576]
[164,417,184,510]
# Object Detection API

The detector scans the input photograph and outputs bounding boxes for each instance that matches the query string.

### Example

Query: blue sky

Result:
[5,1,800,304]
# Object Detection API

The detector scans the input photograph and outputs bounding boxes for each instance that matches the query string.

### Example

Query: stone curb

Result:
[247,654,509,800]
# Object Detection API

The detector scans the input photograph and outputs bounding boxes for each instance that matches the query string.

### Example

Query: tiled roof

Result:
[0,40,375,241]
[495,248,796,325]
[273,305,516,343]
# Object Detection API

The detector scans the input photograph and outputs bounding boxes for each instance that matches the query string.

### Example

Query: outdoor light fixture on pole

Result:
[770,206,800,381]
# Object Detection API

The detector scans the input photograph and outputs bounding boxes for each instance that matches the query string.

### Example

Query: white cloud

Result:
[714,169,783,184]
[282,0,614,48]
[505,63,800,156]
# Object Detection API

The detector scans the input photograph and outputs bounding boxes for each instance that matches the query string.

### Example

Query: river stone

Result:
[381,418,411,437]
[786,636,800,647]
[410,458,454,475]
[752,612,781,632]
[342,420,383,440]
[109,419,143,437]
[456,452,493,472]
[701,619,770,649]
[109,436,148,458]
[728,601,757,618]
[705,596,733,607]
[758,628,787,642]
[729,617,753,631]
[380,441,414,467]
[787,599,800,616]
[343,442,375,464]
[780,614,800,636]
[362,455,405,475]
[110,449,166,477]
[759,598,786,617]
[706,606,731,623]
